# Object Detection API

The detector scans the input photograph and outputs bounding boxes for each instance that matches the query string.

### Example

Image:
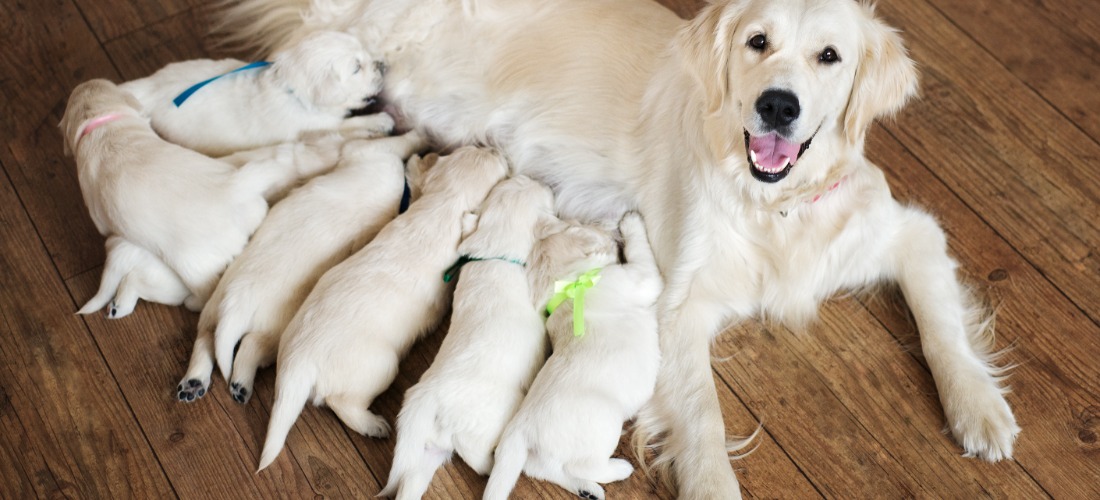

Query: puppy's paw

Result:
[342,112,395,138]
[229,382,252,404]
[946,384,1020,461]
[176,378,209,403]
[106,300,136,319]
[605,458,634,482]
[360,414,391,439]
[576,484,605,500]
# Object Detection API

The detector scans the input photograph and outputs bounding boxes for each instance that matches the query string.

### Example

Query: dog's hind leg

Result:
[527,459,605,500]
[326,393,391,438]
[177,325,215,402]
[565,457,634,484]
[228,331,278,404]
[107,274,142,319]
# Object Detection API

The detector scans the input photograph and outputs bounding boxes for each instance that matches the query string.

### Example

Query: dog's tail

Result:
[379,402,448,499]
[212,295,254,380]
[482,431,526,500]
[257,360,314,471]
[209,0,312,57]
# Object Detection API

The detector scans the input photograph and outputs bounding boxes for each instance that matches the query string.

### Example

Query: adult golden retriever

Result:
[219,0,1020,497]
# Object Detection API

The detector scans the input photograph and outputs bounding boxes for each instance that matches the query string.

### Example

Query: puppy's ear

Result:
[678,1,744,114]
[534,215,567,240]
[842,9,919,145]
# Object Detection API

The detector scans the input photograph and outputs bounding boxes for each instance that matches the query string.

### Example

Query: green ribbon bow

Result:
[545,268,602,337]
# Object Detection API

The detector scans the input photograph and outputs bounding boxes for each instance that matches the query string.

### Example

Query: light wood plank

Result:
[874,1,1100,327]
[926,0,1100,139]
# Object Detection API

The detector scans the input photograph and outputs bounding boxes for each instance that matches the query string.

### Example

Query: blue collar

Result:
[173,61,272,107]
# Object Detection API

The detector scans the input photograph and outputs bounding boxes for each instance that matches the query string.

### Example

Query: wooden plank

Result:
[924,0,1100,139]
[103,5,247,82]
[0,363,57,499]
[72,0,208,43]
[0,160,175,498]
[0,0,120,279]
[67,269,381,499]
[865,129,1100,497]
[874,0,1100,327]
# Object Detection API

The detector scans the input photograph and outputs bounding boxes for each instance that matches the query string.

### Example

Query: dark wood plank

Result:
[66,270,382,500]
[865,129,1100,498]
[876,1,1100,327]
[0,160,175,498]
[103,5,247,82]
[0,0,119,279]
[926,0,1100,139]
[72,0,208,43]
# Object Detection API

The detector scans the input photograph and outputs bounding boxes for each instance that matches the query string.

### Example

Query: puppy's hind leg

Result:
[565,458,634,484]
[526,460,605,500]
[228,332,279,404]
[107,274,142,319]
[177,325,214,402]
[326,393,391,438]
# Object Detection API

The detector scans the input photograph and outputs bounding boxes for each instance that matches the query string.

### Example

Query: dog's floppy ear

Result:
[842,8,919,144]
[678,1,744,114]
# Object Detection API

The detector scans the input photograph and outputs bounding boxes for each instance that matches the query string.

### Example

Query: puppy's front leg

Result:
[177,325,214,402]
[892,211,1019,460]
[649,299,744,500]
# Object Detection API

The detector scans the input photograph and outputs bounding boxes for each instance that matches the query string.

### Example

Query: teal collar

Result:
[443,255,526,283]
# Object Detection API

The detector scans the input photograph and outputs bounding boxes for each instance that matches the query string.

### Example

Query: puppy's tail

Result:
[213,296,253,380]
[483,431,526,500]
[257,360,314,471]
[379,402,447,499]
[78,241,134,315]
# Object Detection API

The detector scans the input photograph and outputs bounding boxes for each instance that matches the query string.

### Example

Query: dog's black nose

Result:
[755,89,800,129]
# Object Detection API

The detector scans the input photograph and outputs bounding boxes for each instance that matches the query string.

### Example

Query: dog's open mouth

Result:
[744,130,814,183]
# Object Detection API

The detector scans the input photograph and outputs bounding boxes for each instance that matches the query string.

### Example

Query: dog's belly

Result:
[382,0,681,222]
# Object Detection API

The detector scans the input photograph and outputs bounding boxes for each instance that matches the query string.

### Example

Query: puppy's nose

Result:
[755,89,800,129]
[373,60,386,75]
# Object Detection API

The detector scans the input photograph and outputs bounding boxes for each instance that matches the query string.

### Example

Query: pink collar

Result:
[808,175,847,204]
[78,113,125,143]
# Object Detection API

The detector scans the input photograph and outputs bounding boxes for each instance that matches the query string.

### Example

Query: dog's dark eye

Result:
[819,47,840,64]
[353,61,362,74]
[748,34,767,51]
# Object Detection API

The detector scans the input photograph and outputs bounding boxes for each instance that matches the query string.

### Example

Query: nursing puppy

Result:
[485,213,662,500]
[77,236,198,319]
[220,0,1019,497]
[120,30,391,156]
[61,79,334,309]
[257,146,509,471]
[381,175,555,499]
[175,132,425,403]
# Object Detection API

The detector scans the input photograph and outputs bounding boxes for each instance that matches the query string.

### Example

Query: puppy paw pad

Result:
[176,379,208,402]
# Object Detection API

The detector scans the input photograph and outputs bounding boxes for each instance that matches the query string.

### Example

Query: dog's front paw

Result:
[229,382,252,404]
[106,299,136,319]
[945,384,1020,461]
[577,488,603,500]
[342,112,395,138]
[176,378,209,403]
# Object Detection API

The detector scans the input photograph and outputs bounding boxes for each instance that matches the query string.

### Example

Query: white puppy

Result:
[485,213,662,500]
[120,30,392,156]
[61,79,335,310]
[381,175,555,499]
[77,236,198,319]
[256,146,509,471]
[175,132,426,403]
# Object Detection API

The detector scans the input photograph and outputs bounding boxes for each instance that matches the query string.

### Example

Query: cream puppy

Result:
[257,146,509,471]
[381,175,555,499]
[120,30,392,156]
[175,132,426,403]
[61,79,334,310]
[77,236,199,319]
[485,213,662,500]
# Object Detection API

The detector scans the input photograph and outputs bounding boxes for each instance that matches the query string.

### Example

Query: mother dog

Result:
[220,0,1019,497]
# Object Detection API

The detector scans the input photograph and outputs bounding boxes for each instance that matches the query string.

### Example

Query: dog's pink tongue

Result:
[749,134,801,170]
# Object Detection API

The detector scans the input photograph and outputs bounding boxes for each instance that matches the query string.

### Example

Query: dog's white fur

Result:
[484,212,662,500]
[381,175,555,499]
[220,0,1020,496]
[61,79,333,311]
[77,236,199,319]
[175,132,425,403]
[119,30,392,156]
[257,146,508,471]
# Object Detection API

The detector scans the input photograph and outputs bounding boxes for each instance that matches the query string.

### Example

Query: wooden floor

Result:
[1,0,1098,498]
